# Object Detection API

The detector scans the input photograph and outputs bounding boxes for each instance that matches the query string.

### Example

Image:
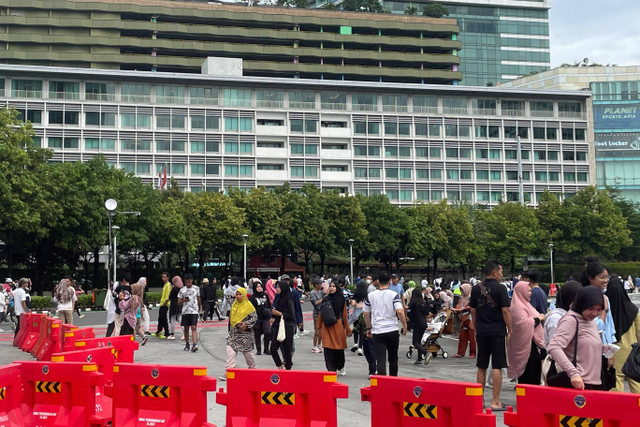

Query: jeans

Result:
[372,330,400,376]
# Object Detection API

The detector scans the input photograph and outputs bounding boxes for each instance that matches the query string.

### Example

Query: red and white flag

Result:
[162,164,167,190]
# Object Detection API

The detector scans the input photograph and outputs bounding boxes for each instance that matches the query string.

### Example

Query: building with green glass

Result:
[0,63,593,206]
[0,0,462,84]
[500,65,640,203]
[375,0,552,86]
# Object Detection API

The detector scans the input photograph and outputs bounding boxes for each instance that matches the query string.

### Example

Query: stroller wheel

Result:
[406,350,413,359]
[442,352,449,359]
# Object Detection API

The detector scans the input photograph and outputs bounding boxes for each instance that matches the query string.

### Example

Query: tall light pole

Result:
[105,199,117,285]
[549,243,555,284]
[348,239,354,285]
[242,234,249,281]
[112,226,120,285]
[517,135,524,206]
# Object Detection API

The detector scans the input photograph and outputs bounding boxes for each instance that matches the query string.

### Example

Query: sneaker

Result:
[357,348,364,356]
[350,345,358,353]
[167,335,175,340]
[79,315,85,319]
[184,343,191,351]
[144,331,151,336]
[301,330,310,336]
[141,336,148,346]
[338,368,346,376]
[294,333,300,339]
[191,344,198,353]
[312,347,321,354]
[157,334,166,339]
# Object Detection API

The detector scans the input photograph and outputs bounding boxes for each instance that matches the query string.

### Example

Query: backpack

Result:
[319,300,338,327]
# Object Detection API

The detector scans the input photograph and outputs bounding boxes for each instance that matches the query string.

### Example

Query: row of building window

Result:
[4,79,584,117]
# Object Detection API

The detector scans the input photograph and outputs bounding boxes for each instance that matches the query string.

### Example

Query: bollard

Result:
[361,376,495,427]
[504,384,640,426]
[35,317,63,361]
[62,327,95,352]
[0,363,25,425]
[18,360,109,426]
[51,347,118,422]
[74,335,138,363]
[216,369,349,427]
[106,363,216,426]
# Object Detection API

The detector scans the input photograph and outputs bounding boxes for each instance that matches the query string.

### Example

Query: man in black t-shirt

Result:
[470,260,511,412]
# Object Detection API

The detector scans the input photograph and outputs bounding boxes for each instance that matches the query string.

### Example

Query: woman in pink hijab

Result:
[265,278,276,304]
[507,281,546,384]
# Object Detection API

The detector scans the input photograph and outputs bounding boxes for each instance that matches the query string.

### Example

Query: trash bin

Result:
[93,289,107,309]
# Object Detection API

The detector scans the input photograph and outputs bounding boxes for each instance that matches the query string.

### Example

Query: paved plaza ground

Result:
[0,307,517,426]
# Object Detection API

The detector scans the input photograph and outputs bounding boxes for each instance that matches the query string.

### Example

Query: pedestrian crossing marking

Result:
[36,381,61,393]
[403,402,437,419]
[140,385,170,398]
[261,391,295,405]
[559,415,603,427]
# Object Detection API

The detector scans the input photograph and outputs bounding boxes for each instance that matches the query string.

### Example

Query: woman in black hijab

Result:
[317,282,352,375]
[607,277,640,392]
[249,280,272,356]
[270,281,296,370]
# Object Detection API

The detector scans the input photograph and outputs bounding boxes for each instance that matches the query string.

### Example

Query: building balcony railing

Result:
[413,106,438,114]
[559,111,584,119]
[256,100,284,109]
[156,96,185,105]
[502,109,525,117]
[383,105,409,113]
[531,110,554,118]
[121,94,152,104]
[443,107,468,115]
[472,108,497,116]
[11,90,42,99]
[289,101,316,109]
[49,91,80,100]
[352,104,378,112]
[190,97,219,106]
[86,93,116,102]
[321,103,347,111]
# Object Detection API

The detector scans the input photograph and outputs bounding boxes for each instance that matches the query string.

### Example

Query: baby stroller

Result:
[406,310,451,365]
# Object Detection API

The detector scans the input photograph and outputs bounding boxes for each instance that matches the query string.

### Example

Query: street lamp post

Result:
[242,234,249,281]
[105,199,117,285]
[348,239,354,285]
[549,243,555,284]
[112,226,120,284]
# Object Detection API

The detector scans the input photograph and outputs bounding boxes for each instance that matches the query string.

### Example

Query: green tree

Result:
[608,188,640,261]
[404,5,418,15]
[360,194,408,271]
[422,3,449,18]
[342,0,384,13]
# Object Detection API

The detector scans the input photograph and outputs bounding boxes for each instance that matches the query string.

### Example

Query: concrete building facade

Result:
[2,64,593,206]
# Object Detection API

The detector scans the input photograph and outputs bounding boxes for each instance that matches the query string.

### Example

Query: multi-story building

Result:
[1,63,593,206]
[500,65,640,203]
[0,0,462,84]
[376,0,552,86]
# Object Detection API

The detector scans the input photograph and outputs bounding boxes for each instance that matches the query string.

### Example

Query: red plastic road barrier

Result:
[29,316,50,357]
[35,318,63,361]
[13,312,33,348]
[361,376,496,427]
[75,335,138,363]
[107,363,216,426]
[20,313,46,352]
[62,327,95,352]
[18,360,108,426]
[59,323,78,350]
[216,369,349,427]
[51,347,118,421]
[504,384,640,426]
[0,363,25,425]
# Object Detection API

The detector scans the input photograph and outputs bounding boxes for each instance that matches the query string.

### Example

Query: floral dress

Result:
[227,311,258,352]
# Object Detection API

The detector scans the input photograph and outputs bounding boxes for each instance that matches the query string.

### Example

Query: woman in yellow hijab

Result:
[220,287,258,381]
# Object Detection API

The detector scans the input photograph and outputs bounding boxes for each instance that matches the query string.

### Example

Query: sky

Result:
[550,0,640,67]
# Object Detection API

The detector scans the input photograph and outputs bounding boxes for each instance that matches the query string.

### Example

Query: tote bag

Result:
[277,318,286,342]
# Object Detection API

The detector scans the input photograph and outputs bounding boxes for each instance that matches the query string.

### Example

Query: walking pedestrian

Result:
[408,287,430,364]
[118,283,148,345]
[349,281,368,355]
[220,287,257,380]
[113,274,132,337]
[452,283,476,358]
[317,282,352,375]
[178,273,201,352]
[544,281,582,348]
[270,281,296,370]
[470,261,512,412]
[12,278,30,337]
[72,281,85,319]
[55,279,76,325]
[153,272,171,338]
[309,277,325,353]
[363,271,407,377]
[249,280,272,356]
[167,276,183,340]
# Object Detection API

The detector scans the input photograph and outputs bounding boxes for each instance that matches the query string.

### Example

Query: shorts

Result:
[476,335,508,370]
[181,314,199,328]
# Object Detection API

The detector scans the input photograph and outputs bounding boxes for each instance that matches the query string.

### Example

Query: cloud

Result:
[550,0,640,66]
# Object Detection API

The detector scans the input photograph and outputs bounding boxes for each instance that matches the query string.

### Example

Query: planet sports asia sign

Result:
[593,103,640,129]
[594,132,640,151]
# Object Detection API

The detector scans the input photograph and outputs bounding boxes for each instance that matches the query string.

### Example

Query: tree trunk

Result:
[433,256,439,281]
[320,253,326,275]
[510,252,515,277]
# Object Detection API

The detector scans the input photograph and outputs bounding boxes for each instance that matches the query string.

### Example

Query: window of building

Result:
[533,127,546,139]
[563,151,575,161]
[85,138,99,150]
[49,81,79,100]
[369,146,380,156]
[416,190,429,201]
[382,95,408,112]
[416,169,428,179]
[257,164,284,171]
[86,82,115,101]
[413,96,438,113]
[256,90,284,108]
[489,126,500,138]
[490,149,501,160]
[369,168,381,178]
[156,85,184,104]
[447,169,459,180]
[549,172,559,182]
[384,122,398,136]
[206,141,219,152]
[534,150,546,160]
[564,172,576,182]
[121,84,151,103]
[355,167,368,178]
[322,165,348,172]
[191,141,205,153]
[289,91,315,109]
[11,79,42,98]
[430,147,441,158]
[399,168,412,179]
[575,129,586,141]
[476,149,488,159]
[430,169,442,179]
[225,165,239,176]
[535,171,547,181]
[352,93,377,111]
[429,124,441,137]
[190,87,218,106]
[306,166,318,177]
[386,168,398,178]
[477,191,490,202]
[547,127,558,140]
[401,190,412,202]
[446,148,458,158]
[416,147,428,158]
[445,124,458,137]
[576,151,587,161]
[385,146,398,157]
[504,126,517,139]
[530,101,554,117]
[558,102,583,118]
[490,170,502,181]
[16,109,42,124]
[225,141,239,154]
[191,164,205,176]
[431,190,443,201]
[291,166,304,177]
[501,100,525,117]
[476,170,489,180]
[504,150,517,160]
[577,172,588,182]
[206,164,219,175]
[224,89,251,107]
[321,92,347,110]
[442,97,467,114]
[472,99,496,115]
[562,128,574,141]
[476,125,488,138]
[101,139,115,150]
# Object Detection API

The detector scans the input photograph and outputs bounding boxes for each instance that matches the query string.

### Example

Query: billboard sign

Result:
[594,132,640,151]
[593,103,640,129]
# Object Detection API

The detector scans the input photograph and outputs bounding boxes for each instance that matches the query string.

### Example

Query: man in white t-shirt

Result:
[13,278,30,336]
[363,271,407,377]
[178,273,201,353]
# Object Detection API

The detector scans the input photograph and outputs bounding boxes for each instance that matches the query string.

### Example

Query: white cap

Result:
[4,278,12,283]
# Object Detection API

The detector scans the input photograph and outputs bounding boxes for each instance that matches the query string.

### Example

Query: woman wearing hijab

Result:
[265,278,276,304]
[167,276,183,340]
[317,281,352,375]
[452,283,476,359]
[548,287,605,390]
[545,281,582,348]
[270,281,296,370]
[118,282,148,345]
[220,287,257,380]
[607,278,640,393]
[408,288,430,364]
[507,282,546,384]
[249,281,272,356]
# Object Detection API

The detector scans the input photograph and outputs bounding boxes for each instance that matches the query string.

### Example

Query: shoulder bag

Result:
[622,343,640,382]
[545,317,579,388]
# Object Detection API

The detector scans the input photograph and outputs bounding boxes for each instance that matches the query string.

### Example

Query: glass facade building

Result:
[379,0,552,86]
[1,64,592,206]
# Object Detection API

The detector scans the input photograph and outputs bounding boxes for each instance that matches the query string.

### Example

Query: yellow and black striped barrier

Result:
[559,415,603,427]
[261,391,295,405]
[36,381,61,393]
[403,402,437,419]
[140,384,170,398]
